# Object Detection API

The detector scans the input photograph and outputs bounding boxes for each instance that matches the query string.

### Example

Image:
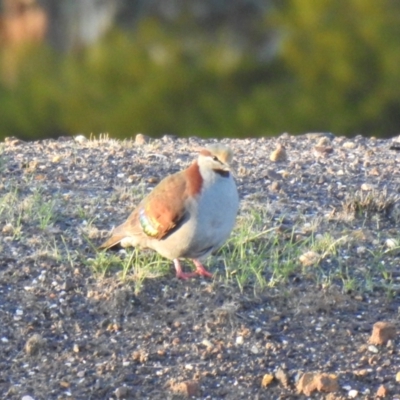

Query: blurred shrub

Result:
[271,0,400,137]
[0,19,279,140]
[0,0,400,141]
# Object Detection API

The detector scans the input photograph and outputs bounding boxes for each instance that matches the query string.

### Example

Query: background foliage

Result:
[1,0,400,141]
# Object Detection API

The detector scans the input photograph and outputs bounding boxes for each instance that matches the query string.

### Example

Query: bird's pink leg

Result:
[192,259,213,278]
[173,259,196,280]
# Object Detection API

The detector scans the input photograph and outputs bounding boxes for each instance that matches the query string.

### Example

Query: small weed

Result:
[0,186,19,218]
[118,249,169,294]
[76,206,87,220]
[342,188,399,217]
[27,188,59,229]
[36,200,57,229]
[0,146,5,173]
[0,178,390,298]
[87,251,123,279]
[76,204,99,227]
[87,247,169,293]
[0,186,25,238]
[220,211,305,292]
[342,277,358,293]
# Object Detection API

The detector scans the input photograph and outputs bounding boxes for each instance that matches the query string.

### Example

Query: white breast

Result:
[193,172,239,250]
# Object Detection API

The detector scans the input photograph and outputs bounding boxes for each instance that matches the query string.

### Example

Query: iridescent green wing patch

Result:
[139,207,161,237]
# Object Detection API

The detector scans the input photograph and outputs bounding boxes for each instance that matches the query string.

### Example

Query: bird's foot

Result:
[175,271,197,280]
[173,259,197,280]
[192,259,213,278]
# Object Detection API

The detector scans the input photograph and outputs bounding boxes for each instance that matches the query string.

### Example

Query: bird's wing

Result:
[137,171,189,239]
[99,170,190,250]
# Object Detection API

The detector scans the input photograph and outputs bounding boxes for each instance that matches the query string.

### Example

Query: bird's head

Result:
[197,144,234,174]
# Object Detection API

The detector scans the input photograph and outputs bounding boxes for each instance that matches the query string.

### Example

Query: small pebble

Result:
[201,339,213,348]
[376,385,387,397]
[348,389,358,398]
[356,246,366,255]
[361,183,373,191]
[162,134,177,142]
[269,181,281,192]
[369,322,396,345]
[2,223,13,234]
[25,334,45,356]
[115,386,129,398]
[270,144,287,162]
[368,345,379,353]
[52,155,62,163]
[261,374,274,388]
[74,135,87,143]
[343,141,356,149]
[250,345,259,354]
[171,337,180,346]
[236,336,244,345]
[135,133,151,145]
[386,238,398,249]
[299,251,320,266]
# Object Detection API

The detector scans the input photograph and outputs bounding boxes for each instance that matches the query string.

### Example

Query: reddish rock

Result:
[135,133,151,145]
[269,181,281,192]
[297,372,338,396]
[270,143,287,162]
[171,380,200,397]
[376,384,388,398]
[369,322,396,345]
[261,374,274,388]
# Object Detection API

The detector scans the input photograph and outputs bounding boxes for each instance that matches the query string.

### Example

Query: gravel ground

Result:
[1,133,400,400]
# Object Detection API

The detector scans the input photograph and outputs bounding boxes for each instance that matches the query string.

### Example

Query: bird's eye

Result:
[212,156,219,162]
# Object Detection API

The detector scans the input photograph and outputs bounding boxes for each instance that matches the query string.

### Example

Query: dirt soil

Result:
[1,133,400,400]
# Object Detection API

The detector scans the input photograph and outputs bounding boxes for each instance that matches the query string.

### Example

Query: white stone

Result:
[250,345,259,354]
[235,336,244,345]
[348,389,358,398]
[74,135,87,143]
[201,339,213,348]
[386,238,398,249]
[356,246,366,255]
[361,183,373,191]
[368,345,379,354]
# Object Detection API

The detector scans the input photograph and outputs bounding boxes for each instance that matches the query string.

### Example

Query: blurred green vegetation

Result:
[1,0,400,141]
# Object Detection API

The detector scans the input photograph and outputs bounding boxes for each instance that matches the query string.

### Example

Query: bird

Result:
[100,143,239,279]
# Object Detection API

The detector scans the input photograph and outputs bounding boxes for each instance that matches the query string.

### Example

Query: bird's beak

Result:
[228,163,237,178]
[219,162,238,178]
[219,162,231,172]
